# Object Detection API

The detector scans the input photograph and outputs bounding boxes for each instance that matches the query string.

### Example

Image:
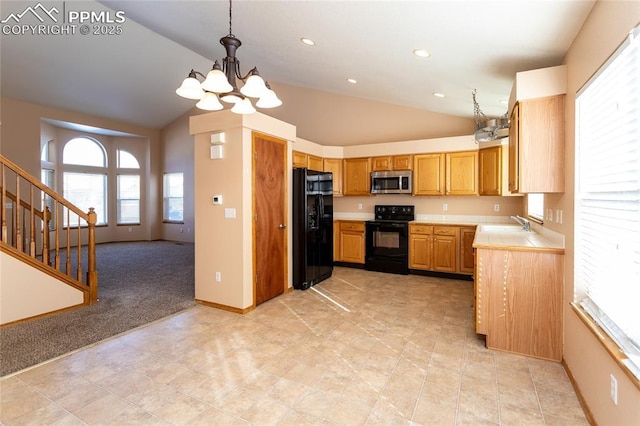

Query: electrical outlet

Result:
[442,203,448,212]
[610,374,618,405]
[357,203,363,210]
[494,204,500,212]
[215,272,221,282]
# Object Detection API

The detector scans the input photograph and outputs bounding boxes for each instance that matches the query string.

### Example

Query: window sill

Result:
[163,220,184,225]
[571,302,640,391]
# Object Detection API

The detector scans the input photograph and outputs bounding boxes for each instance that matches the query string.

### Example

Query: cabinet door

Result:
[324,158,343,196]
[459,227,476,274]
[340,232,365,263]
[446,151,478,195]
[518,95,565,193]
[343,158,371,196]
[308,155,324,172]
[292,150,307,169]
[508,103,520,193]
[371,156,392,171]
[413,154,445,195]
[409,234,432,270]
[433,226,458,272]
[392,155,413,170]
[479,146,502,196]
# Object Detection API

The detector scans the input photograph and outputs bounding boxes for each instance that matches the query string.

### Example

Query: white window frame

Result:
[163,172,184,223]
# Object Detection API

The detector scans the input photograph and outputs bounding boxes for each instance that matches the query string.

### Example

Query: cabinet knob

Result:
[279,224,286,229]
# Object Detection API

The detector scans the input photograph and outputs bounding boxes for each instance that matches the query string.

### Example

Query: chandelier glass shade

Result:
[175,0,282,114]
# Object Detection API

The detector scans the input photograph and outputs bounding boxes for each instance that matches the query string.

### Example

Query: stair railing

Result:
[0,154,98,303]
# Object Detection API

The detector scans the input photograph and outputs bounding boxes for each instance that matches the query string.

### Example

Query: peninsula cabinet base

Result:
[475,248,564,362]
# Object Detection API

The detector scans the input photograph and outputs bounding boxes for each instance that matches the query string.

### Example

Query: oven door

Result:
[365,221,410,274]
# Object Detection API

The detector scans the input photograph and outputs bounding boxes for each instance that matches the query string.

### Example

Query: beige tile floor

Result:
[1,267,588,425]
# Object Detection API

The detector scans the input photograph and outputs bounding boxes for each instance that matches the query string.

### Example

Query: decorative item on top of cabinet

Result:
[446,151,478,195]
[343,157,371,196]
[323,158,343,196]
[337,221,365,264]
[509,95,565,193]
[413,153,445,195]
[479,146,502,196]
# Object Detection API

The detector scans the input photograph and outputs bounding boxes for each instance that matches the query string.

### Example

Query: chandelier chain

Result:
[228,0,233,36]
[472,89,488,127]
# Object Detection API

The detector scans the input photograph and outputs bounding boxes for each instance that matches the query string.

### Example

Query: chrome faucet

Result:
[510,215,531,232]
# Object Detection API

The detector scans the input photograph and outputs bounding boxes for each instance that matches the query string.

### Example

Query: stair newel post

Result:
[87,207,98,304]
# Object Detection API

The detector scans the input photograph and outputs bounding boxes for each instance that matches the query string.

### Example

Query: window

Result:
[62,137,107,225]
[116,149,140,225]
[117,175,140,224]
[575,26,640,378]
[163,173,183,222]
[527,193,544,222]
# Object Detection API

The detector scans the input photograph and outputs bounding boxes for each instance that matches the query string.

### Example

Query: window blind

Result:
[575,26,640,378]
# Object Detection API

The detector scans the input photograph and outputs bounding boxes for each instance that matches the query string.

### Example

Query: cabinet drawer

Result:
[410,224,433,235]
[340,221,365,232]
[434,226,458,236]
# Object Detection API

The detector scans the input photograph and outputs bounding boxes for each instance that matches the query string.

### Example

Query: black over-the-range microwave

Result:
[370,170,413,194]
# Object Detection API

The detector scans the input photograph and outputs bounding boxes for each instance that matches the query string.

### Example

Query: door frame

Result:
[251,131,289,307]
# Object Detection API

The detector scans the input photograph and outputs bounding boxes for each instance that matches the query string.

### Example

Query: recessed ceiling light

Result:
[433,92,446,98]
[346,78,358,84]
[413,49,431,58]
[300,37,315,46]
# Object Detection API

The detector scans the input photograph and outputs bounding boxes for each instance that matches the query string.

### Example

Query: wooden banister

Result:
[0,153,98,305]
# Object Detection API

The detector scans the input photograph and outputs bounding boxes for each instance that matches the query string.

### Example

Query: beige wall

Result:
[558,1,640,424]
[190,111,296,310]
[0,252,84,325]
[1,97,162,242]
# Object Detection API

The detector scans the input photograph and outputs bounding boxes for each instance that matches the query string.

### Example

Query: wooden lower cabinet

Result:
[432,226,458,272]
[409,224,433,270]
[410,224,472,275]
[459,227,476,273]
[336,221,365,264]
[475,248,564,361]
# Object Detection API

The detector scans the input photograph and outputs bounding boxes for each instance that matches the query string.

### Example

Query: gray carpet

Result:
[0,240,195,376]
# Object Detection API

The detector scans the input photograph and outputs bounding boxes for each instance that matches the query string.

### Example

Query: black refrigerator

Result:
[292,168,333,290]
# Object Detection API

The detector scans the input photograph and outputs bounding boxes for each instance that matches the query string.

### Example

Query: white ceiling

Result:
[1,0,595,137]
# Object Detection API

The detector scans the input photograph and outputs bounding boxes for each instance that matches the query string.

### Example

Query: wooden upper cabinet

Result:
[371,155,413,171]
[393,155,413,170]
[292,151,323,171]
[343,158,371,196]
[479,146,502,196]
[446,151,478,195]
[307,155,323,172]
[292,150,307,169]
[509,95,565,193]
[372,156,392,171]
[323,158,343,196]
[413,153,445,195]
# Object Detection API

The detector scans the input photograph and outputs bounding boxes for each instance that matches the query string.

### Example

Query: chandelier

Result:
[472,89,509,142]
[175,0,282,114]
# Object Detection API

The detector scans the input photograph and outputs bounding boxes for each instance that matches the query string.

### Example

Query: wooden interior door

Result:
[253,132,287,305]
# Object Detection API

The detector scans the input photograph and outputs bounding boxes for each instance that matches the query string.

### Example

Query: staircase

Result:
[0,154,98,311]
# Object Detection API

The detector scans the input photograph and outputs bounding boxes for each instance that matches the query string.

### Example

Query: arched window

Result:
[62,137,107,225]
[117,149,140,169]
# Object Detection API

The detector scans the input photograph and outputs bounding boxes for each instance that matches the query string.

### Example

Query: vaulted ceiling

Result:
[1,1,595,145]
